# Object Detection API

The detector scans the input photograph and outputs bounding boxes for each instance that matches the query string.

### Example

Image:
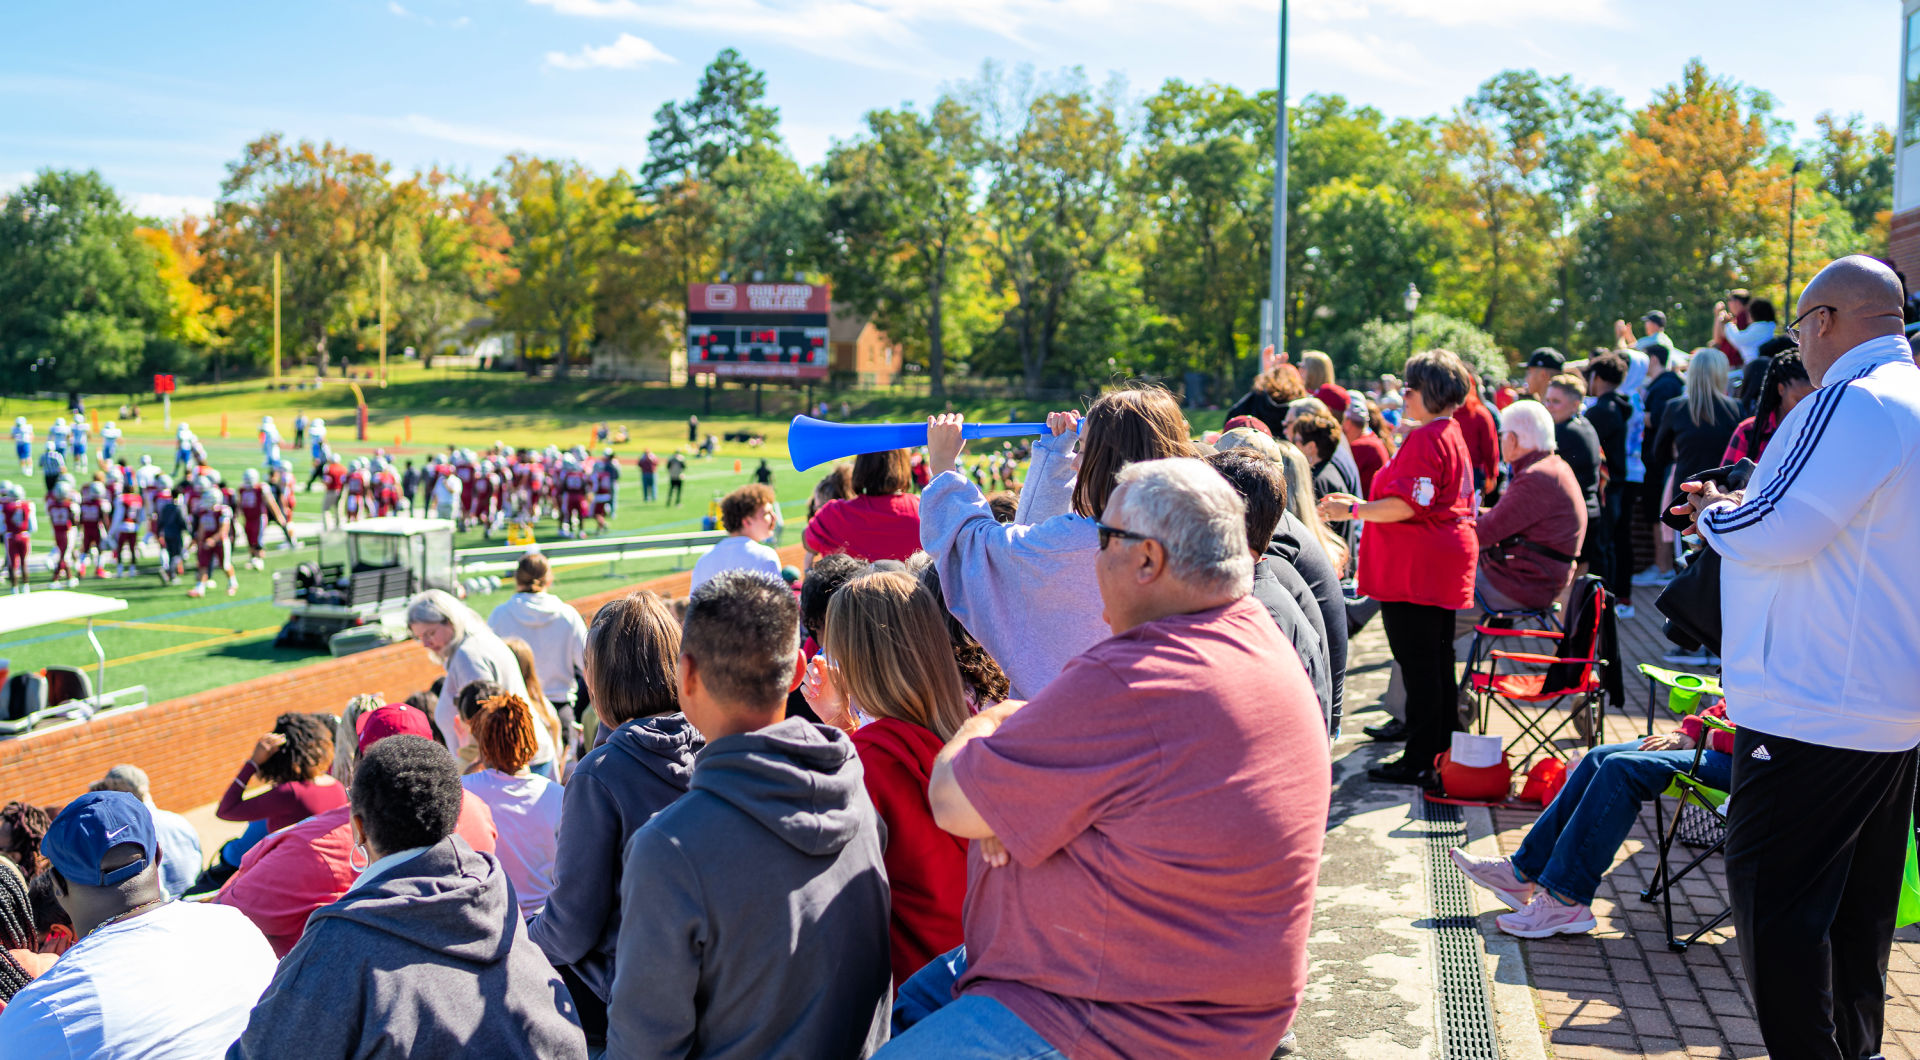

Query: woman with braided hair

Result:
[0,856,55,1011]
[1724,350,1814,465]
[0,802,48,876]
[461,692,563,918]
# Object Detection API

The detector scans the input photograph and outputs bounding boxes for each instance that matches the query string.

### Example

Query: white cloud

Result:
[126,192,214,219]
[521,0,1622,77]
[1292,28,1426,86]
[545,33,676,70]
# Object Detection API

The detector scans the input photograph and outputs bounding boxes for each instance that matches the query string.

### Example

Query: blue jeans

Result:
[641,472,656,502]
[1512,741,1733,905]
[877,946,1064,1059]
[220,819,270,867]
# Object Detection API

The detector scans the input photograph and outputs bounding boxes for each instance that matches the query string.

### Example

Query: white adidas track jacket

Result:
[1698,335,1920,753]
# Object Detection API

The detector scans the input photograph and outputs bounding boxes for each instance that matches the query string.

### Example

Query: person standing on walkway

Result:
[1676,255,1920,1060]
[1316,351,1478,788]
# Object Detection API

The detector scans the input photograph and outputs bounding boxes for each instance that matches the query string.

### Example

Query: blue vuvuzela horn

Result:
[786,415,1048,472]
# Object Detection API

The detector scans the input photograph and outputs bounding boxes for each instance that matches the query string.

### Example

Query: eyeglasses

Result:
[1785,304,1836,344]
[1094,521,1154,550]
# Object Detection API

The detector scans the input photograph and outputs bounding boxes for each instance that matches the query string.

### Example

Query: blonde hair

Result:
[824,572,971,741]
[1685,347,1730,426]
[1299,351,1336,393]
[332,693,388,786]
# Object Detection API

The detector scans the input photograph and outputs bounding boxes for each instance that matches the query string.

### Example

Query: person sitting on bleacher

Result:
[1450,702,1734,938]
[215,703,500,957]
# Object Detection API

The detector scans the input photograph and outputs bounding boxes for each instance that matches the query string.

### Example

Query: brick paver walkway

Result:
[1327,597,1920,1058]
[1478,604,1920,1059]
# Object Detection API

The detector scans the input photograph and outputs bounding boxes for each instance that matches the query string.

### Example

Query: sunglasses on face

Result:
[1094,521,1154,550]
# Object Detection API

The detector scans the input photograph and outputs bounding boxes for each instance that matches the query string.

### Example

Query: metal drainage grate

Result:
[1420,798,1502,1059]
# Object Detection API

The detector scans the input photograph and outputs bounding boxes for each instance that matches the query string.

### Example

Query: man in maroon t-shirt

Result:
[887,457,1331,1060]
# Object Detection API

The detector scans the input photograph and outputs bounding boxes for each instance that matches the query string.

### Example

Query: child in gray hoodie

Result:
[609,571,891,1060]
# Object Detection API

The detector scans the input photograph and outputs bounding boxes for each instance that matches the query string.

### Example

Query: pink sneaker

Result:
[1496,891,1597,938]
[1449,849,1533,911]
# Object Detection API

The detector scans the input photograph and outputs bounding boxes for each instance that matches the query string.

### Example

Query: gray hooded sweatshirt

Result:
[228,835,586,1059]
[529,713,703,1003]
[608,717,891,1060]
[919,431,1110,699]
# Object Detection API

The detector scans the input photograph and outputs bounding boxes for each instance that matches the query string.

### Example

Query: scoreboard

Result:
[687,283,831,381]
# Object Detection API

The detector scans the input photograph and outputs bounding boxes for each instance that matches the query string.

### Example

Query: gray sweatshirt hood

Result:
[493,591,572,630]
[315,835,514,965]
[690,717,865,857]
[604,713,705,790]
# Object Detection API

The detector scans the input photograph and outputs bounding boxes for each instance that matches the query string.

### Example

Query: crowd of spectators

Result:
[2,267,1915,1059]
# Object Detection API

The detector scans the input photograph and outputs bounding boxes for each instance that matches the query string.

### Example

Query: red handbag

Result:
[1517,758,1568,806]
[1432,751,1513,802]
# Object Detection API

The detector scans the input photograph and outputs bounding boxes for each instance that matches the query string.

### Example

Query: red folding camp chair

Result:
[1469,575,1612,769]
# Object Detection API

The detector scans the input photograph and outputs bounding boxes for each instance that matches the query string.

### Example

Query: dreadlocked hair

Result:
[473,693,540,775]
[1750,351,1810,458]
[0,858,32,1003]
[0,802,48,876]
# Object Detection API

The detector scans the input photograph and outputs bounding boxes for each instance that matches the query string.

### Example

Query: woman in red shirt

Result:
[1319,350,1478,788]
[215,712,348,833]
[803,449,922,565]
[801,570,971,986]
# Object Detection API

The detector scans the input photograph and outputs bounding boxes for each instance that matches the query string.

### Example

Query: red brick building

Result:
[1894,3,1920,280]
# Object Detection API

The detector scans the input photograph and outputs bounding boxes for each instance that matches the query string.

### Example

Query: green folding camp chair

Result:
[1637,663,1733,952]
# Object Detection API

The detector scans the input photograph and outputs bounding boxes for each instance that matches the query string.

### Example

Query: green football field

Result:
[0,364,1226,705]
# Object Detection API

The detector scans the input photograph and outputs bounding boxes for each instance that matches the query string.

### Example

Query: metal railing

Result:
[456,528,728,578]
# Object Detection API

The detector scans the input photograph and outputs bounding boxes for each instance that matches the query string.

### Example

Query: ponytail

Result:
[473,693,540,775]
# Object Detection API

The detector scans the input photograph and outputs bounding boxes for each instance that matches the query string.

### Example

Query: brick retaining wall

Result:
[0,546,799,811]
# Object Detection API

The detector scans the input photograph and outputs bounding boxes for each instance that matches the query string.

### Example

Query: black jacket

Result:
[1646,392,1741,512]
[1554,415,1603,519]
[1584,391,1631,489]
[1224,388,1292,438]
[1641,372,1684,453]
[1267,510,1346,733]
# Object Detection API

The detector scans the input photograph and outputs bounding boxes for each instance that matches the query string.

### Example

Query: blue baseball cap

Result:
[42,791,158,887]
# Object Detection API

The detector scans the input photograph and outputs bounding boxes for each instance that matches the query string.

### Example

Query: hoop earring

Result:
[348,844,369,872]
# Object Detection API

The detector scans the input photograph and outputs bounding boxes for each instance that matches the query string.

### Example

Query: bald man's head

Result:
[1800,255,1904,320]
[1795,255,1906,383]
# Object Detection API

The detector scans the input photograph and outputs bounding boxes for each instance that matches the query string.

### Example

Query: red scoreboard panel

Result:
[687,283,831,381]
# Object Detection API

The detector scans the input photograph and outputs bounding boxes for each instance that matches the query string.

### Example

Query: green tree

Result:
[1342,312,1505,382]
[634,49,810,306]
[1581,61,1851,343]
[200,135,400,374]
[492,156,622,378]
[1810,112,1894,248]
[969,65,1134,397]
[1466,71,1623,352]
[1283,96,1462,358]
[1134,80,1270,400]
[821,97,981,398]
[0,170,176,393]
[382,171,515,366]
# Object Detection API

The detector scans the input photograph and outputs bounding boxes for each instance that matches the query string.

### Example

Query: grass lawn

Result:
[1,365,1229,705]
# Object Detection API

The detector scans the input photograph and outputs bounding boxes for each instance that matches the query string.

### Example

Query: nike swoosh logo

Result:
[105,825,131,840]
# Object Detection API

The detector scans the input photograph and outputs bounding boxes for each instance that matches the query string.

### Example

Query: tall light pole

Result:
[1785,158,1804,314]
[1405,283,1421,363]
[1267,0,1290,361]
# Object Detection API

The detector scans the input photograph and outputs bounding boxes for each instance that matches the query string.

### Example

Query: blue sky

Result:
[0,0,1899,219]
